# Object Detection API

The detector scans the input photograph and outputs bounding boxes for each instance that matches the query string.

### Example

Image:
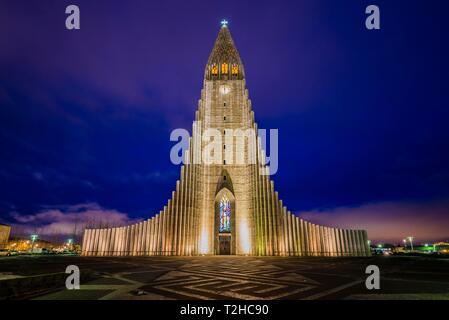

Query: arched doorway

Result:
[214,187,236,255]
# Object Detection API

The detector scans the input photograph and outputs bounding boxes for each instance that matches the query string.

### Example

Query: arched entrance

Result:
[214,171,236,255]
[217,193,231,254]
[214,189,235,255]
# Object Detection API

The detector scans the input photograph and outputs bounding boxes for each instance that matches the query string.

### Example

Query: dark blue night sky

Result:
[1,0,448,243]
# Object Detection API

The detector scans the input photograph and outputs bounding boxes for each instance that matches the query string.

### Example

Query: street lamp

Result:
[30,234,38,251]
[407,236,414,251]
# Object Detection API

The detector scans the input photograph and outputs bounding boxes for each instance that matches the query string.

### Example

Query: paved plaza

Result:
[0,255,448,300]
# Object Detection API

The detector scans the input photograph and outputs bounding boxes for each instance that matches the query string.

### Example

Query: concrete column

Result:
[319,226,325,256]
[362,230,370,256]
[107,228,113,256]
[338,229,344,256]
[83,229,89,256]
[111,228,117,256]
[254,165,261,255]
[329,228,335,256]
[310,225,316,256]
[124,226,128,256]
[293,216,299,256]
[102,229,108,256]
[346,230,353,256]
[352,230,359,256]
[180,167,187,256]
[342,229,351,256]
[114,228,120,256]
[97,229,104,256]
[303,222,309,256]
[145,220,151,255]
[271,189,279,255]
[131,224,137,256]
[81,230,88,255]
[113,227,119,256]
[82,229,89,256]
[276,199,284,255]
[282,209,288,256]
[185,165,193,255]
[154,216,159,255]
[161,208,167,255]
[308,224,314,256]
[176,179,183,256]
[315,226,321,256]
[358,230,366,256]
[332,228,339,256]
[289,212,294,256]
[353,229,361,256]
[151,217,156,255]
[141,221,146,255]
[138,222,144,255]
[327,227,333,256]
[290,213,296,256]
[158,212,163,255]
[117,227,123,256]
[168,196,174,256]
[268,180,274,255]
[128,225,134,256]
[108,228,114,256]
[337,228,343,256]
[298,219,304,256]
[261,174,268,255]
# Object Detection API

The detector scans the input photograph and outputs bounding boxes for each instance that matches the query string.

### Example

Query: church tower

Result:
[81,22,371,257]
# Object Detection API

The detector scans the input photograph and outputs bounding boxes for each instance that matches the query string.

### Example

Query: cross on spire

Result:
[221,19,228,28]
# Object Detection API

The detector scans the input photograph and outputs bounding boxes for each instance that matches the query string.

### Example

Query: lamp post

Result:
[402,239,407,251]
[407,236,414,251]
[67,238,74,251]
[30,234,38,251]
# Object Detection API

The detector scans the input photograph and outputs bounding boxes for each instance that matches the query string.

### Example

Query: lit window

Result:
[211,64,218,75]
[221,63,228,74]
[219,194,231,233]
[231,64,238,75]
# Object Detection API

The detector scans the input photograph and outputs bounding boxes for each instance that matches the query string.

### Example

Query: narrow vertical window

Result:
[219,195,231,233]
[231,64,238,75]
[221,63,228,74]
[211,64,218,75]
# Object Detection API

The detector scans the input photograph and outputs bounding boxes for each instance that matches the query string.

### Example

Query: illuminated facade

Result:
[0,223,11,249]
[82,24,370,257]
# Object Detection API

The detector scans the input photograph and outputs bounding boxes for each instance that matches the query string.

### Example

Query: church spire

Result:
[205,21,245,80]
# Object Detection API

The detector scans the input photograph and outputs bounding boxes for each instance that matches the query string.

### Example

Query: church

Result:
[81,22,370,257]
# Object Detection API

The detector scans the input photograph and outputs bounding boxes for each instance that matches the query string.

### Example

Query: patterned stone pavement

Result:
[1,255,448,300]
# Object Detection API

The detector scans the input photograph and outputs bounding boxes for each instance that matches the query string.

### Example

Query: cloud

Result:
[298,199,449,244]
[8,203,140,239]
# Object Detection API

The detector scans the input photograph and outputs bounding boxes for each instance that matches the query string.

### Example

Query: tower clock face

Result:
[220,85,231,95]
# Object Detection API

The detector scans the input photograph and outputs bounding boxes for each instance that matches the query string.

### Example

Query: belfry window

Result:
[219,194,231,233]
[211,64,218,75]
[231,64,238,75]
[221,63,228,74]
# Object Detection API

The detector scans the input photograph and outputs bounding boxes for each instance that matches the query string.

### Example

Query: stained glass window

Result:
[219,194,231,233]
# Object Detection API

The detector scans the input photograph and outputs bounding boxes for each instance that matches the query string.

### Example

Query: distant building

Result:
[0,224,11,249]
[434,242,449,254]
